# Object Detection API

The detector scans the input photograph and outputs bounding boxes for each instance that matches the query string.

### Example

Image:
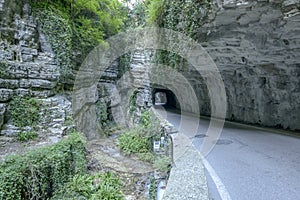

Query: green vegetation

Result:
[0,1,183,198]
[118,126,157,163]
[0,61,9,79]
[146,0,165,23]
[149,176,156,200]
[118,126,149,155]
[30,0,128,88]
[153,155,171,173]
[137,152,155,162]
[9,96,41,128]
[17,131,38,142]
[152,50,188,71]
[118,110,159,160]
[124,0,148,28]
[34,8,72,86]
[119,110,167,164]
[31,0,126,49]
[145,0,212,70]
[128,91,138,114]
[140,110,162,142]
[53,172,124,199]
[0,132,86,200]
[147,0,211,33]
[64,115,75,126]
[140,110,151,128]
[119,53,131,78]
[96,100,109,126]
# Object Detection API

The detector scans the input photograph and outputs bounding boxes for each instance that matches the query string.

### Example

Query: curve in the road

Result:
[155,107,300,200]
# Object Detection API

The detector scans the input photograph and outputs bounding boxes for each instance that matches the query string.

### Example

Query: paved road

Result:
[155,107,300,200]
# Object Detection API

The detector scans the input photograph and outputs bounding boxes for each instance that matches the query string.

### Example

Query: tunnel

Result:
[152,88,180,110]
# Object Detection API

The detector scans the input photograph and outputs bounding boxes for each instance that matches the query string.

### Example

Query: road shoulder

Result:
[163,134,209,200]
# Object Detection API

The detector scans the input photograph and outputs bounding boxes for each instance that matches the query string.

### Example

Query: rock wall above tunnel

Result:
[156,0,300,130]
[200,0,300,130]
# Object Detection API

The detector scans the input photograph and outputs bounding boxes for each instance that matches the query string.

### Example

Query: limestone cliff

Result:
[0,0,73,152]
[1,0,299,139]
[157,0,300,130]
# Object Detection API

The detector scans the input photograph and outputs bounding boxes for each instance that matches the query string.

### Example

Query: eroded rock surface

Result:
[0,95,73,160]
[168,0,300,130]
[0,0,63,139]
[202,0,300,130]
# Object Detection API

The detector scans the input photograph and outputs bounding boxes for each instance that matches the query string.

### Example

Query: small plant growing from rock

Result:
[140,110,151,128]
[9,96,41,128]
[64,115,74,126]
[17,131,38,142]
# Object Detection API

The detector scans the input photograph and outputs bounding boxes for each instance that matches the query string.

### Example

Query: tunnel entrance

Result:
[152,88,180,109]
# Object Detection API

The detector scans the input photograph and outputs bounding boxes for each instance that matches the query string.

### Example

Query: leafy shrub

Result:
[137,152,155,163]
[119,110,163,163]
[91,172,123,200]
[0,132,86,200]
[140,110,151,128]
[17,131,38,142]
[124,1,148,28]
[96,100,108,124]
[147,0,212,71]
[31,0,127,70]
[147,0,166,23]
[153,155,171,173]
[64,115,75,126]
[118,127,149,155]
[9,96,41,128]
[53,172,124,200]
[128,91,138,114]
[149,176,156,200]
[142,110,162,142]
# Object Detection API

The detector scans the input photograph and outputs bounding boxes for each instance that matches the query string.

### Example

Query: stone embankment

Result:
[151,108,209,200]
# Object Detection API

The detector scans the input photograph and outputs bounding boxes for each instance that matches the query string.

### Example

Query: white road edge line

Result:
[157,107,232,200]
[201,156,232,200]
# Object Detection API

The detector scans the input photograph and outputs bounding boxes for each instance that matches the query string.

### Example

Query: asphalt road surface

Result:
[155,107,300,200]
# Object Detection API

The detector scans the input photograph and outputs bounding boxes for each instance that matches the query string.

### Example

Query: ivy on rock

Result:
[8,96,41,128]
[0,132,87,200]
[29,0,128,89]
[146,0,212,70]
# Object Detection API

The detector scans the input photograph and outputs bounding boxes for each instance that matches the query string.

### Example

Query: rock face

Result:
[200,0,300,130]
[1,0,298,140]
[105,50,152,127]
[0,95,73,160]
[0,104,4,129]
[127,51,153,124]
[0,0,60,102]
[158,0,300,130]
[0,1,69,140]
